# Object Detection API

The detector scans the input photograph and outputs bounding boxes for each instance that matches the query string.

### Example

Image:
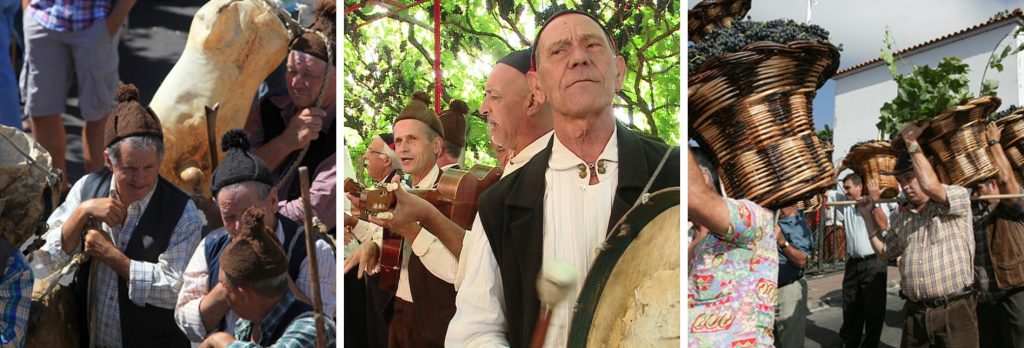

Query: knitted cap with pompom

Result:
[220,207,288,284]
[104,84,163,148]
[439,99,468,147]
[211,129,274,196]
[394,91,443,138]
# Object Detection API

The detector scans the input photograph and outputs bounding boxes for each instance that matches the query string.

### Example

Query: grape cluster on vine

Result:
[688,19,836,72]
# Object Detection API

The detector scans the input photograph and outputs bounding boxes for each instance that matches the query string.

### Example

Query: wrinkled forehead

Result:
[486,64,527,91]
[288,50,328,70]
[536,13,609,49]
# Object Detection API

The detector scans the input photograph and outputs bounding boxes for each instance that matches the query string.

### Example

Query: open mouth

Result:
[400,157,414,166]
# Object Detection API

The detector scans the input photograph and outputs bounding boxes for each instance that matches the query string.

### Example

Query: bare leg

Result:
[30,113,67,191]
[82,117,107,174]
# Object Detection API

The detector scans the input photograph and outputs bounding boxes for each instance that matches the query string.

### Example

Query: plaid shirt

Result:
[972,190,1024,303]
[884,185,974,301]
[175,222,337,342]
[229,292,337,348]
[28,0,113,32]
[40,175,203,347]
[0,252,32,348]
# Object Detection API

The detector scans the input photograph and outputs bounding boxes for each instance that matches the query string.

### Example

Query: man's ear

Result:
[614,55,626,91]
[527,71,546,105]
[104,149,113,170]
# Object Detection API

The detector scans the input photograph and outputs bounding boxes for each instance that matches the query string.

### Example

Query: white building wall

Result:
[832,20,1021,166]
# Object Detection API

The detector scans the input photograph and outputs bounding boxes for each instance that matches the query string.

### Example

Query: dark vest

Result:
[476,123,679,347]
[0,238,15,277]
[203,214,309,332]
[260,97,336,201]
[262,297,315,345]
[405,168,456,347]
[72,169,192,347]
[983,201,1024,290]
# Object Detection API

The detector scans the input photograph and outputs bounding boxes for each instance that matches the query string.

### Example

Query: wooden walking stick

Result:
[298,167,327,348]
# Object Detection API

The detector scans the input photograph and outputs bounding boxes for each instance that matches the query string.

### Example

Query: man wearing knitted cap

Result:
[447,11,679,347]
[37,84,203,347]
[246,0,336,230]
[175,130,336,344]
[198,208,337,347]
[437,100,469,171]
[345,91,460,348]
[362,48,556,293]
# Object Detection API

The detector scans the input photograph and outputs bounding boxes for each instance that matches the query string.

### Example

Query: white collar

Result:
[505,131,554,176]
[413,164,441,188]
[548,126,618,171]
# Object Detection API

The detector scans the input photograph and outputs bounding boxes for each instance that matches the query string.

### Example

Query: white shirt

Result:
[371,165,459,302]
[454,132,554,290]
[504,131,554,176]
[446,128,619,348]
[174,220,337,342]
[826,190,896,258]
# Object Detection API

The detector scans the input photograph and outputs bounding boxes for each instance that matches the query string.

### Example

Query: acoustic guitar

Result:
[343,178,403,290]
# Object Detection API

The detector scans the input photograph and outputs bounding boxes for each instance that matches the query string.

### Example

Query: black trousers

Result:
[365,274,395,348]
[344,269,368,348]
[978,287,1024,348]
[839,255,888,348]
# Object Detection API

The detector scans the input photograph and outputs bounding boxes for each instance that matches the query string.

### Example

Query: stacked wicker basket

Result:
[841,141,900,199]
[917,96,1002,188]
[997,107,1024,186]
[687,0,751,43]
[690,39,840,209]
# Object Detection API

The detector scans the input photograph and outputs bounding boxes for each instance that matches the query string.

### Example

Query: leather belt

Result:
[912,287,975,308]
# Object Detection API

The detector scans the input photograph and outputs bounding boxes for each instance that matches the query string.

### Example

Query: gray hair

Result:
[218,181,273,201]
[225,272,290,297]
[107,135,164,166]
[690,146,720,193]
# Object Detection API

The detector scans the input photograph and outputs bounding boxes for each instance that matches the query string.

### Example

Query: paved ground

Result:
[804,266,905,347]
[25,0,203,184]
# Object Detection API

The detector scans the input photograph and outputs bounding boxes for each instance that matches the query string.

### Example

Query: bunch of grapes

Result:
[990,105,1024,120]
[689,19,836,72]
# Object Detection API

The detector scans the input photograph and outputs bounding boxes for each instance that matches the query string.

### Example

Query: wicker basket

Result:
[841,141,900,199]
[998,109,1024,186]
[918,97,1002,188]
[687,0,751,43]
[796,193,822,214]
[689,40,840,209]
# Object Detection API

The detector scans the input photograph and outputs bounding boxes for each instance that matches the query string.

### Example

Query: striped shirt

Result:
[39,175,203,347]
[28,0,112,32]
[0,252,32,348]
[884,185,974,301]
[228,292,337,348]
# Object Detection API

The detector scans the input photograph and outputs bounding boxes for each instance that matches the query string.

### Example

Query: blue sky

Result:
[688,0,1020,130]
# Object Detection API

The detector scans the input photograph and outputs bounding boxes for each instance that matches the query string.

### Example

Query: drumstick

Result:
[298,167,327,348]
[530,261,578,348]
[827,193,1024,206]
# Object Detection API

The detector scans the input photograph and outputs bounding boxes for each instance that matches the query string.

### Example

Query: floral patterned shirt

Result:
[689,198,778,348]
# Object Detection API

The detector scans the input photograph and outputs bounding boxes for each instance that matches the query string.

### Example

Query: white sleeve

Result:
[174,237,213,342]
[410,228,458,284]
[297,239,337,319]
[445,215,510,347]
